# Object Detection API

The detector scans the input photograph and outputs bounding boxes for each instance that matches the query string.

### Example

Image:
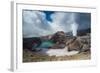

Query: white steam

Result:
[71,23,78,36]
[70,13,79,36]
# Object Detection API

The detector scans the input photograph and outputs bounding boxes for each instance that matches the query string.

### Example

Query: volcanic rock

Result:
[23,37,42,51]
[50,31,67,49]
[66,35,91,52]
[66,37,83,51]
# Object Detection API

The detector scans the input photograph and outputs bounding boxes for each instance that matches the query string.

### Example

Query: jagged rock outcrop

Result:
[49,31,90,52]
[66,35,90,52]
[50,31,67,49]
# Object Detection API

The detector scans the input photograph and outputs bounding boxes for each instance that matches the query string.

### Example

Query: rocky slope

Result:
[48,31,90,53]
[23,30,91,62]
[23,30,91,53]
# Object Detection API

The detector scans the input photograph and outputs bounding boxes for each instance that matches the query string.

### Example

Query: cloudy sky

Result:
[22,10,91,38]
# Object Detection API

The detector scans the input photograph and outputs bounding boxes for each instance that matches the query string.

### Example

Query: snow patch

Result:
[41,47,79,57]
